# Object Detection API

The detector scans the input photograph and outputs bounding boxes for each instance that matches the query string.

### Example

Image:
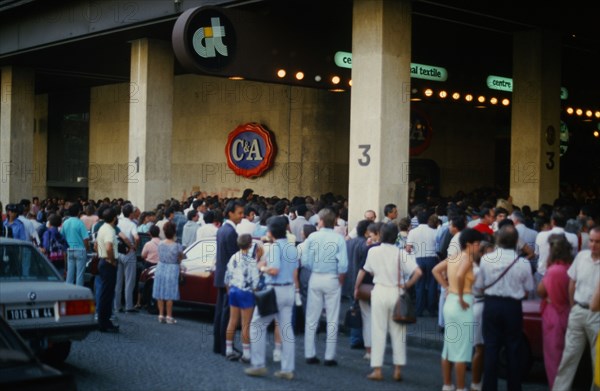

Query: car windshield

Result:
[183,240,217,269]
[0,244,61,281]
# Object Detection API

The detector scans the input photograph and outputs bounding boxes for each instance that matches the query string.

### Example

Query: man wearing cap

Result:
[552,226,600,390]
[3,204,27,241]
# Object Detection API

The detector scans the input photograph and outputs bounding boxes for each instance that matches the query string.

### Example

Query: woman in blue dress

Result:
[152,222,185,324]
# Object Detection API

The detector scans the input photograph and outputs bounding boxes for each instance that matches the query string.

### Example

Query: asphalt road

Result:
[55,305,554,391]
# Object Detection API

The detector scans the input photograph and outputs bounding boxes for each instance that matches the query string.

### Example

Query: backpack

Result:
[48,231,67,262]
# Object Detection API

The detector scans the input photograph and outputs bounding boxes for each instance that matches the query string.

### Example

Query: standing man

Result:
[346,210,377,240]
[182,210,199,249]
[3,204,26,240]
[552,226,600,390]
[302,208,348,366]
[474,225,534,391]
[236,204,257,236]
[381,204,398,224]
[96,207,120,333]
[290,204,310,243]
[62,203,90,286]
[115,204,139,313]
[213,200,244,356]
[406,210,439,317]
[19,199,40,246]
[535,210,579,279]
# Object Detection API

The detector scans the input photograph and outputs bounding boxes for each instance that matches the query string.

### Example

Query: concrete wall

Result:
[32,94,48,199]
[88,84,130,200]
[171,75,350,200]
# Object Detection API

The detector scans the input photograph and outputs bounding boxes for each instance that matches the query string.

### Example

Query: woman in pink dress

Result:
[537,233,574,389]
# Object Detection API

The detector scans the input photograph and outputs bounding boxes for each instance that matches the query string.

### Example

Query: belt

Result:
[269,283,293,287]
[576,301,590,309]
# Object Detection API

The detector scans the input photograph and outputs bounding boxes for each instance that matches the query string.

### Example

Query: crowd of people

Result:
[2,185,600,390]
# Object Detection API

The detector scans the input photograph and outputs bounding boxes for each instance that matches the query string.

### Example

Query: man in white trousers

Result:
[302,208,348,366]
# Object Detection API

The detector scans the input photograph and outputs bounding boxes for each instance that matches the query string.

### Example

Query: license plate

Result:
[6,307,55,320]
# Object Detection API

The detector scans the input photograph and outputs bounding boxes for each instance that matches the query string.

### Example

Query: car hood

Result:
[0,282,93,303]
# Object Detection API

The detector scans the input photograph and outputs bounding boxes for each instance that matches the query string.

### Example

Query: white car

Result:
[0,238,97,364]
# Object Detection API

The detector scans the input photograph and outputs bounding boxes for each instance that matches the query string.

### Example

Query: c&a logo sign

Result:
[193,17,228,59]
[172,7,236,71]
[225,123,276,178]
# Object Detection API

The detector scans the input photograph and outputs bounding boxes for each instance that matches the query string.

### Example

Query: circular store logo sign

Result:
[225,123,276,178]
[172,7,236,72]
[410,109,433,156]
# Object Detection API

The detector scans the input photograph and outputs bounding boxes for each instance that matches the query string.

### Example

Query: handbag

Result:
[356,283,374,301]
[89,254,100,276]
[254,274,278,317]
[344,300,362,329]
[392,253,416,324]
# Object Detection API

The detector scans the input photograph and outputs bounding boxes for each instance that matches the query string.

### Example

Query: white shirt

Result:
[236,219,256,236]
[474,249,534,300]
[18,215,39,245]
[407,224,438,258]
[290,216,308,243]
[363,243,418,290]
[535,227,578,275]
[568,250,600,305]
[196,224,218,240]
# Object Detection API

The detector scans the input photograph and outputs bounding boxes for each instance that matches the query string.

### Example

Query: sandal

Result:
[166,316,177,324]
[367,372,383,381]
[158,315,166,323]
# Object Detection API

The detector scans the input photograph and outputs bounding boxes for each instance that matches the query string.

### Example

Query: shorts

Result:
[229,286,255,309]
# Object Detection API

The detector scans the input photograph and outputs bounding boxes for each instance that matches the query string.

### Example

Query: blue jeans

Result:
[415,256,439,316]
[66,248,87,286]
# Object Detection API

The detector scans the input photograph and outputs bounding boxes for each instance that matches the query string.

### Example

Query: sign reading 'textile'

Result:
[334,51,448,82]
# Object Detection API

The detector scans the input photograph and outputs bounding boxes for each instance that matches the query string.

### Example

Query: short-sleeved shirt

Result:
[141,238,160,264]
[118,217,139,245]
[568,249,600,305]
[62,216,89,249]
[363,243,418,291]
[97,223,117,259]
[225,250,260,291]
[266,238,298,285]
[407,224,438,258]
[474,248,534,300]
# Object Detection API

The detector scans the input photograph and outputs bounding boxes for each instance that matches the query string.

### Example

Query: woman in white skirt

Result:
[362,223,422,381]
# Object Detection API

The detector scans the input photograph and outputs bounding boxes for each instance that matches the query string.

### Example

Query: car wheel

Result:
[498,334,533,381]
[144,282,158,315]
[41,341,71,365]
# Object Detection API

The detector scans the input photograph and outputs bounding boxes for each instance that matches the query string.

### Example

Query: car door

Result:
[178,239,217,305]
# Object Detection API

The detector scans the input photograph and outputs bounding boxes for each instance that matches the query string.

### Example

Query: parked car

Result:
[139,238,271,313]
[0,238,97,365]
[0,315,76,390]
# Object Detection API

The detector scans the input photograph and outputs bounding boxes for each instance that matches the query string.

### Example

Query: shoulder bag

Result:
[344,300,362,329]
[392,251,416,324]
[483,254,521,291]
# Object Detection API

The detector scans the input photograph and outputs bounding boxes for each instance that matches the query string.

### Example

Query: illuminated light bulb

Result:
[465,94,473,102]
[502,98,510,106]
[594,130,600,138]
[314,75,322,82]
[439,91,447,98]
[348,79,352,87]
[228,76,244,80]
[295,72,304,80]
[276,69,286,78]
[490,97,498,105]
[586,110,593,117]
[576,109,583,116]
[477,96,485,103]
[566,107,574,114]
[331,76,341,84]
[424,89,433,97]
[452,92,460,100]
[411,88,418,94]
[595,111,600,118]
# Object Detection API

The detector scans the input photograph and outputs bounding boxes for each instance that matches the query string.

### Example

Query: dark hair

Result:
[224,200,244,218]
[302,224,317,240]
[494,207,509,217]
[398,217,411,231]
[356,220,370,237]
[450,215,466,231]
[383,203,397,217]
[459,228,484,250]
[203,210,215,224]
[164,207,175,219]
[163,221,176,239]
[68,203,80,218]
[242,188,254,200]
[495,225,519,249]
[497,218,514,230]
[551,210,567,228]
[244,204,257,217]
[20,199,31,208]
[274,200,287,215]
[296,204,308,217]
[48,213,62,228]
[367,222,383,234]
[149,225,160,238]
[547,233,574,266]
[267,216,288,239]
[102,207,117,224]
[380,223,399,245]
[237,233,253,250]
[318,208,337,228]
[122,203,134,218]
[187,210,198,220]
[417,210,429,224]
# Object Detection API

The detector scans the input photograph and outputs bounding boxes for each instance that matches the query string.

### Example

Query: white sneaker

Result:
[363,352,371,360]
[441,385,455,391]
[273,350,281,362]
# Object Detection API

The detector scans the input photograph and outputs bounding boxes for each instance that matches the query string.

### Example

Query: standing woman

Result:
[152,222,185,324]
[433,228,484,391]
[536,234,574,389]
[364,223,422,381]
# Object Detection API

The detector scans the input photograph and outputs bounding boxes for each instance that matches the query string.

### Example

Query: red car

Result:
[139,238,219,311]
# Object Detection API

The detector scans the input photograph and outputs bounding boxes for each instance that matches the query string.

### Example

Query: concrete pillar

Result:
[510,30,561,209]
[0,67,35,206]
[128,39,174,211]
[348,0,411,227]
